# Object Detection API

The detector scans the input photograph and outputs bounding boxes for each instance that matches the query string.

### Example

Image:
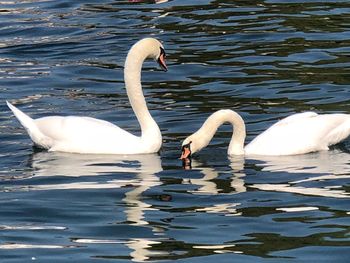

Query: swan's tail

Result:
[6,101,52,149]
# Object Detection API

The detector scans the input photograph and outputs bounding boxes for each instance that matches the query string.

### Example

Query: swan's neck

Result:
[124,44,161,151]
[191,110,246,155]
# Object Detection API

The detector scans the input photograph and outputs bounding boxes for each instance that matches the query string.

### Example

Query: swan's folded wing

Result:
[270,112,318,127]
[323,115,350,146]
[35,116,141,154]
[245,113,350,156]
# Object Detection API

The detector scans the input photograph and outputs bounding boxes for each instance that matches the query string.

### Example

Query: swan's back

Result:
[35,116,130,141]
[245,112,350,156]
[34,116,140,153]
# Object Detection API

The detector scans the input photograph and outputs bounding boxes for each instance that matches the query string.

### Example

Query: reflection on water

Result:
[1,144,349,261]
[251,182,349,199]
[0,152,349,261]
[183,157,246,195]
[0,244,71,250]
[183,150,350,199]
[29,152,162,177]
[73,238,168,262]
[1,0,350,261]
[34,152,165,261]
[2,152,166,261]
[16,148,350,261]
[249,150,350,198]
[253,149,350,175]
[195,203,242,217]
[126,239,168,262]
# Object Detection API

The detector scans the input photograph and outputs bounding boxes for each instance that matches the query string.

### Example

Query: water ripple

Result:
[1,0,349,262]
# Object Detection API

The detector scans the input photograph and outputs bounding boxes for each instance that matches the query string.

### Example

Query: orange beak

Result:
[180,146,191,159]
[180,142,192,160]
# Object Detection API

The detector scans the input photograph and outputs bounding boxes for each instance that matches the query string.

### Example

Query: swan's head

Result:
[180,132,205,159]
[180,140,192,160]
[133,38,168,72]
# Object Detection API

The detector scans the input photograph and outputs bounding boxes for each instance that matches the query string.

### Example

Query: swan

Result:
[180,110,350,158]
[7,38,168,154]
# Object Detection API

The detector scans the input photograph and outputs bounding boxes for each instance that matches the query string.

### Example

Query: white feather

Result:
[7,38,166,154]
[182,110,350,156]
[245,112,350,155]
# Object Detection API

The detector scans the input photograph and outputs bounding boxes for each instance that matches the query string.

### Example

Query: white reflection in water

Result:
[292,174,350,184]
[80,229,168,260]
[0,243,69,249]
[27,152,163,224]
[193,244,236,249]
[252,150,350,175]
[187,149,350,198]
[184,156,246,195]
[29,152,162,177]
[193,244,242,254]
[195,203,242,217]
[249,150,350,198]
[73,239,124,244]
[251,183,349,198]
[183,162,221,194]
[0,225,66,230]
[127,238,167,262]
[20,152,165,261]
[276,207,319,212]
[73,237,167,262]
[123,175,161,226]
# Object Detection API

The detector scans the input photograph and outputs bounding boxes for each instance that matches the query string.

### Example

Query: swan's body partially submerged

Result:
[244,112,350,156]
[7,38,167,154]
[181,110,350,158]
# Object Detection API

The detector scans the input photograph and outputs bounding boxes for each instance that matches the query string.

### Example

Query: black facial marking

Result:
[181,142,191,152]
[160,47,166,57]
[157,46,167,72]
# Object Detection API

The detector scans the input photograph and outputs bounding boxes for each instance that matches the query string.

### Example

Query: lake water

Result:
[1,0,350,262]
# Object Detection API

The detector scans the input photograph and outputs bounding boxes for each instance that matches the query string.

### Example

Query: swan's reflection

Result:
[183,149,350,199]
[29,151,162,177]
[251,149,350,175]
[250,183,349,198]
[183,156,247,195]
[123,166,161,226]
[249,150,350,199]
[25,152,166,262]
[127,238,168,262]
[28,151,164,212]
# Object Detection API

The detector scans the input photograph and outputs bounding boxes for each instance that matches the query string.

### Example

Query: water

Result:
[0,0,349,262]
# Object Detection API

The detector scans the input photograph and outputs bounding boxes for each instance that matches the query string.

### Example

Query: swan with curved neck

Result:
[181,109,350,158]
[7,38,167,154]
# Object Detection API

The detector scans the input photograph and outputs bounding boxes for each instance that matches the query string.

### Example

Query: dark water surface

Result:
[1,0,350,262]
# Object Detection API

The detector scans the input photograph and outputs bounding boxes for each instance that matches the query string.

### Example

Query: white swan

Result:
[180,110,350,158]
[7,38,168,154]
